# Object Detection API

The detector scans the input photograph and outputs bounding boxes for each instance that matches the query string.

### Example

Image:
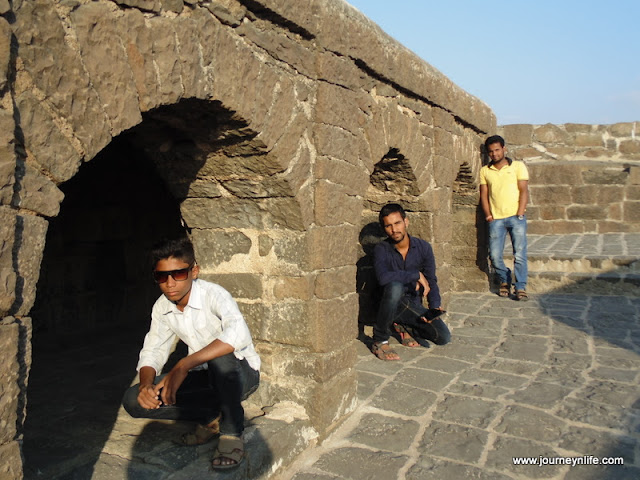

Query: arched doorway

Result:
[23,135,185,478]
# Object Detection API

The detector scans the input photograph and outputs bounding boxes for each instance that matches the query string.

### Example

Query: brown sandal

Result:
[393,323,419,347]
[499,283,511,297]
[515,290,529,301]
[212,434,245,470]
[180,414,221,446]
[371,341,400,361]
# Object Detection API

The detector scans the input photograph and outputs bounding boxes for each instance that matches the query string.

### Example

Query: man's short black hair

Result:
[379,203,406,226]
[150,235,196,270]
[485,135,505,149]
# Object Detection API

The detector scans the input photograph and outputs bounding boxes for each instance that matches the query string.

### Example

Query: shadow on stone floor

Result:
[22,326,146,479]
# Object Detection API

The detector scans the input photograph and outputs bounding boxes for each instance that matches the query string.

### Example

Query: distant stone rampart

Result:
[498,123,640,234]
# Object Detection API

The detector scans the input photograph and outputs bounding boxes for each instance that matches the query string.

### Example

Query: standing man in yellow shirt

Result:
[479,135,530,301]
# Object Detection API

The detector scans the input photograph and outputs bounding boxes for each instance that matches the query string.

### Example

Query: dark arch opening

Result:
[23,135,184,479]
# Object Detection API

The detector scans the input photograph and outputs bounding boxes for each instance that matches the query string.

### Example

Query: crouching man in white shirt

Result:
[122,236,260,470]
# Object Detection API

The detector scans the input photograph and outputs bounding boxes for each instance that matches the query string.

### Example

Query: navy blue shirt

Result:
[373,235,441,309]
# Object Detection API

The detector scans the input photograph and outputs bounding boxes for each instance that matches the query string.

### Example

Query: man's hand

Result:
[137,383,163,409]
[416,272,430,297]
[157,361,189,406]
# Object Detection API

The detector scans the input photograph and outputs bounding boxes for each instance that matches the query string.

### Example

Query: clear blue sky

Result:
[345,1,640,126]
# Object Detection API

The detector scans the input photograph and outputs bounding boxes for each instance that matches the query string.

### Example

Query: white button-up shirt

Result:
[137,279,260,374]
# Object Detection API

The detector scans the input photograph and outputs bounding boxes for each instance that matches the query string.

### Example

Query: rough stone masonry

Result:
[0,0,495,477]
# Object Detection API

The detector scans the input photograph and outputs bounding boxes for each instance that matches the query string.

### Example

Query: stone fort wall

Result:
[0,0,494,476]
[498,122,640,234]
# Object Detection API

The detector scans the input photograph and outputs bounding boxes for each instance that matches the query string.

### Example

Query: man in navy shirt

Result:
[372,203,451,360]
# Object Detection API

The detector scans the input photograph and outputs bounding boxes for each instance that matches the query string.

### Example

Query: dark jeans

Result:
[373,282,451,345]
[122,353,259,436]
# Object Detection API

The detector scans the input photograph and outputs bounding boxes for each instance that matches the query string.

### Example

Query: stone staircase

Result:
[503,233,640,296]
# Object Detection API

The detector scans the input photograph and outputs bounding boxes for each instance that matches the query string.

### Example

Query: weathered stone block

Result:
[564,123,593,133]
[316,156,369,194]
[0,107,16,205]
[16,93,81,183]
[499,124,533,145]
[0,208,17,316]
[307,368,357,431]
[307,225,359,271]
[623,202,640,222]
[511,147,542,160]
[432,214,453,243]
[173,15,208,99]
[581,167,627,185]
[574,133,603,147]
[261,300,311,347]
[629,166,640,185]
[527,221,553,235]
[315,180,362,227]
[534,124,570,144]
[0,321,19,445]
[619,140,640,154]
[571,185,599,204]
[536,205,566,221]
[313,123,359,165]
[11,214,48,316]
[529,185,572,205]
[608,203,622,221]
[583,148,613,159]
[181,198,263,229]
[266,341,357,384]
[310,295,359,353]
[566,205,607,221]
[609,122,634,137]
[528,163,582,185]
[192,229,251,269]
[0,440,22,480]
[13,164,64,217]
[71,2,143,135]
[315,266,356,300]
[13,0,112,158]
[258,234,273,256]
[625,185,640,201]
[0,18,10,91]
[161,0,184,14]
[548,220,585,234]
[546,146,574,157]
[273,275,314,301]
[200,273,263,300]
[595,186,624,204]
[236,301,265,341]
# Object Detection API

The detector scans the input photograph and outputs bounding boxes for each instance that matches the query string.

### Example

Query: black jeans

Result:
[122,353,259,436]
[373,282,451,345]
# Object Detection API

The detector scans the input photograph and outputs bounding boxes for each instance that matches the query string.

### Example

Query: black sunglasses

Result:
[153,263,195,284]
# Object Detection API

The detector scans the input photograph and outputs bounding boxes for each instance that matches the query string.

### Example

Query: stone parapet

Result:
[498,122,640,234]
[499,122,640,163]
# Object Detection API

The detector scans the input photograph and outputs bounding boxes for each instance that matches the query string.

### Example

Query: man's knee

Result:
[122,384,145,418]
[381,282,405,301]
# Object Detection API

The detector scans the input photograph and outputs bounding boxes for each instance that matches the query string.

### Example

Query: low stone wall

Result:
[498,123,640,234]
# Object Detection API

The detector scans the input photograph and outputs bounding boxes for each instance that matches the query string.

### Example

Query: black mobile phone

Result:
[425,308,446,321]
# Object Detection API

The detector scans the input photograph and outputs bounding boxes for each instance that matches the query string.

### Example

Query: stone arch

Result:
[9,3,333,472]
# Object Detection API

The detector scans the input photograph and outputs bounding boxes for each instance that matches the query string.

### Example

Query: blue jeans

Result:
[488,215,528,291]
[122,353,259,436]
[373,282,451,345]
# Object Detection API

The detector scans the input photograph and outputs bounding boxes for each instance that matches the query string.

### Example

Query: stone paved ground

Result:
[277,292,640,480]
[526,233,640,257]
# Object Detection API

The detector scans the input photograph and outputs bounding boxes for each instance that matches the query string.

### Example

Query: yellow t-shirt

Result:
[479,160,529,220]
